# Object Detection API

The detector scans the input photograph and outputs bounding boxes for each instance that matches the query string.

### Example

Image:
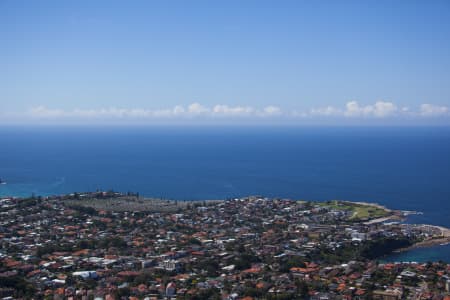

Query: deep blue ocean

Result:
[1,126,449,262]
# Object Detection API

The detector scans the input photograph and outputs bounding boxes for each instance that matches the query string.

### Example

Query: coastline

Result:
[393,225,450,253]
[3,191,450,298]
[346,201,393,213]
[334,201,450,256]
[4,192,450,259]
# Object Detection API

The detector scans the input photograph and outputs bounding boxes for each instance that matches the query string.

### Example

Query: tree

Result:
[295,279,309,298]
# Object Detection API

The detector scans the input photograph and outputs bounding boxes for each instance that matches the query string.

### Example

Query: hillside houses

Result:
[0,193,449,299]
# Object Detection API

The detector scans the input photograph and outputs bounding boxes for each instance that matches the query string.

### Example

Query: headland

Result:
[1,191,450,299]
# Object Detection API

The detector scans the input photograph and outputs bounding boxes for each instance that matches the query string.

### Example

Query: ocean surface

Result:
[1,126,449,262]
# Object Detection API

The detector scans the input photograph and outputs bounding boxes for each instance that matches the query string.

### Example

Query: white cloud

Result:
[29,106,65,117]
[212,105,254,115]
[307,101,397,118]
[260,106,282,116]
[15,101,449,123]
[342,101,397,117]
[187,103,209,114]
[344,101,372,117]
[25,103,283,120]
[310,106,342,116]
[372,101,397,117]
[419,104,449,117]
[291,110,309,118]
[173,105,185,115]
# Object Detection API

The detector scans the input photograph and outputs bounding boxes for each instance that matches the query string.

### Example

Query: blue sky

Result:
[1,0,450,124]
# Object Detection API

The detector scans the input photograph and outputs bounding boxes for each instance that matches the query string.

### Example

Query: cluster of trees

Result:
[36,243,74,257]
[67,204,98,216]
[179,288,221,300]
[360,237,413,259]
[90,236,128,250]
[310,237,414,264]
[36,236,128,257]
[279,256,306,273]
[17,198,39,209]
[233,252,261,270]
[0,275,36,298]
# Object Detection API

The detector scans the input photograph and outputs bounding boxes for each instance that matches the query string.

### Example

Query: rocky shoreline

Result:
[393,225,450,253]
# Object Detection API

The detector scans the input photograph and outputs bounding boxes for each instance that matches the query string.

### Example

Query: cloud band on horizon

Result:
[1,101,449,124]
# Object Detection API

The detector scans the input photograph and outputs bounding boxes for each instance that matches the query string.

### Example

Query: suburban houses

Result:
[1,192,450,299]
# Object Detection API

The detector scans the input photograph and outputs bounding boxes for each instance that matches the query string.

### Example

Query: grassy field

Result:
[350,205,388,220]
[318,200,390,220]
[64,197,223,212]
